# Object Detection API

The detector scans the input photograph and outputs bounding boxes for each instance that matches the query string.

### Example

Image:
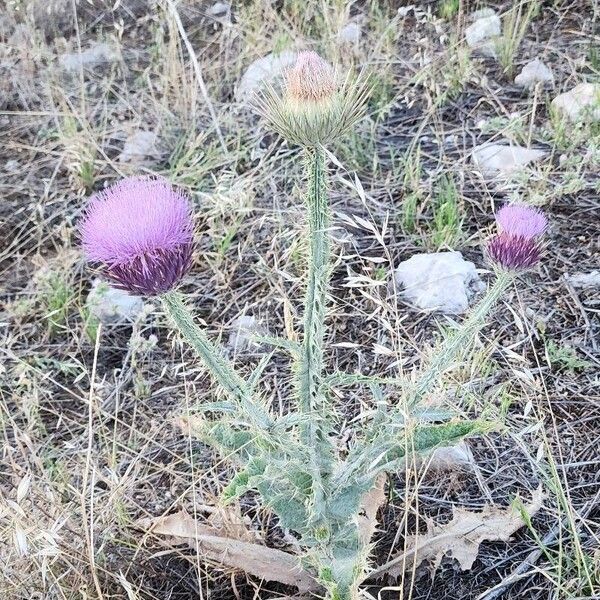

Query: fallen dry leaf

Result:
[358,474,387,545]
[373,487,544,579]
[203,502,259,542]
[137,509,318,592]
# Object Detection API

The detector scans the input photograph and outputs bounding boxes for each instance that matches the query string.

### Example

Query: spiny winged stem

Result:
[297,145,332,525]
[407,269,515,408]
[338,271,515,484]
[161,291,273,431]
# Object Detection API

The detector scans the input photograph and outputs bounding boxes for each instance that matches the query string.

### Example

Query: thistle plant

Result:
[80,53,548,600]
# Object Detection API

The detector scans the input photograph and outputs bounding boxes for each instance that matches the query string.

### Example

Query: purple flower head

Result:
[487,233,543,271]
[495,204,547,239]
[80,176,194,296]
[487,204,547,272]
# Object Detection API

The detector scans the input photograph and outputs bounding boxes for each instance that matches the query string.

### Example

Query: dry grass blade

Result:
[371,487,544,580]
[137,509,319,592]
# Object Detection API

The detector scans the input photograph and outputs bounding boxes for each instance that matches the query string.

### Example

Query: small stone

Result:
[444,134,458,146]
[397,6,415,17]
[565,271,600,290]
[86,279,144,325]
[471,143,546,176]
[208,2,230,17]
[471,7,497,19]
[235,51,297,102]
[551,83,600,122]
[338,22,361,45]
[227,315,268,353]
[392,251,484,315]
[118,130,160,164]
[426,442,476,471]
[59,42,118,72]
[514,59,554,88]
[465,13,501,58]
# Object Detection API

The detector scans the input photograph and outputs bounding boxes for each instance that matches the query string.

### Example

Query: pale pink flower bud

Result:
[284,51,337,103]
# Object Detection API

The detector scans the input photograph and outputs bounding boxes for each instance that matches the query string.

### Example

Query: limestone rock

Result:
[208,2,230,17]
[59,43,118,72]
[465,13,501,58]
[565,271,600,290]
[235,51,296,102]
[393,251,484,315]
[118,130,160,164]
[227,315,268,353]
[86,280,144,325]
[551,83,600,122]
[471,143,546,176]
[514,59,554,88]
[338,22,361,45]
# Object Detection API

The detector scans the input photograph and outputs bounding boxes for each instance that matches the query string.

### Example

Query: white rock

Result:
[465,14,501,57]
[425,442,475,471]
[565,271,600,290]
[470,7,497,19]
[227,315,268,353]
[397,5,415,17]
[208,2,230,17]
[551,83,600,122]
[86,280,144,325]
[514,59,554,88]
[235,51,296,102]
[59,43,118,72]
[393,251,484,315]
[118,130,160,164]
[338,22,361,44]
[471,143,546,176]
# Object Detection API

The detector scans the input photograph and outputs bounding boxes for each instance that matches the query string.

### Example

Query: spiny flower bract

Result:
[81,176,194,296]
[487,204,547,272]
[256,50,370,147]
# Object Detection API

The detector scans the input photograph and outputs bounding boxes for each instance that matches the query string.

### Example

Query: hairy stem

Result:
[338,271,515,483]
[407,270,515,407]
[298,145,330,421]
[161,291,273,431]
[297,145,332,526]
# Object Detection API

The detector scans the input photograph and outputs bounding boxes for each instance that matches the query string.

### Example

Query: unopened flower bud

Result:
[285,51,337,103]
[81,176,194,296]
[486,204,547,271]
[256,50,369,147]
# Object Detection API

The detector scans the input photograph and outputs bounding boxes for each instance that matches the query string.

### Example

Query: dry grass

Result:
[1,1,599,599]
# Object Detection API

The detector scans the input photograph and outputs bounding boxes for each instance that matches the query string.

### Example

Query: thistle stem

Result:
[161,291,273,431]
[297,145,332,526]
[338,271,515,483]
[299,145,330,423]
[407,270,515,407]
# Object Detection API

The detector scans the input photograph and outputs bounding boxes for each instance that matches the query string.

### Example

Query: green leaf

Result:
[382,419,497,468]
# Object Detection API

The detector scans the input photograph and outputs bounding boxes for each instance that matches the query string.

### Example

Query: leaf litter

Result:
[372,487,544,580]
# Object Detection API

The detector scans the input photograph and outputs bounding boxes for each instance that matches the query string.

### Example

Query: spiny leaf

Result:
[381,419,497,469]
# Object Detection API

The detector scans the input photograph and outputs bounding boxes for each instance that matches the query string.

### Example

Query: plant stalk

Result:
[297,145,332,527]
[339,270,515,483]
[298,145,330,423]
[161,291,273,431]
[407,269,515,407]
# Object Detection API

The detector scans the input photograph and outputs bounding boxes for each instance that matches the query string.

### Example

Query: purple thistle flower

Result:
[80,176,194,296]
[496,204,547,239]
[486,204,547,271]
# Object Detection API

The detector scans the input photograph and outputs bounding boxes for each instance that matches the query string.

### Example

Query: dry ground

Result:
[1,1,599,599]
